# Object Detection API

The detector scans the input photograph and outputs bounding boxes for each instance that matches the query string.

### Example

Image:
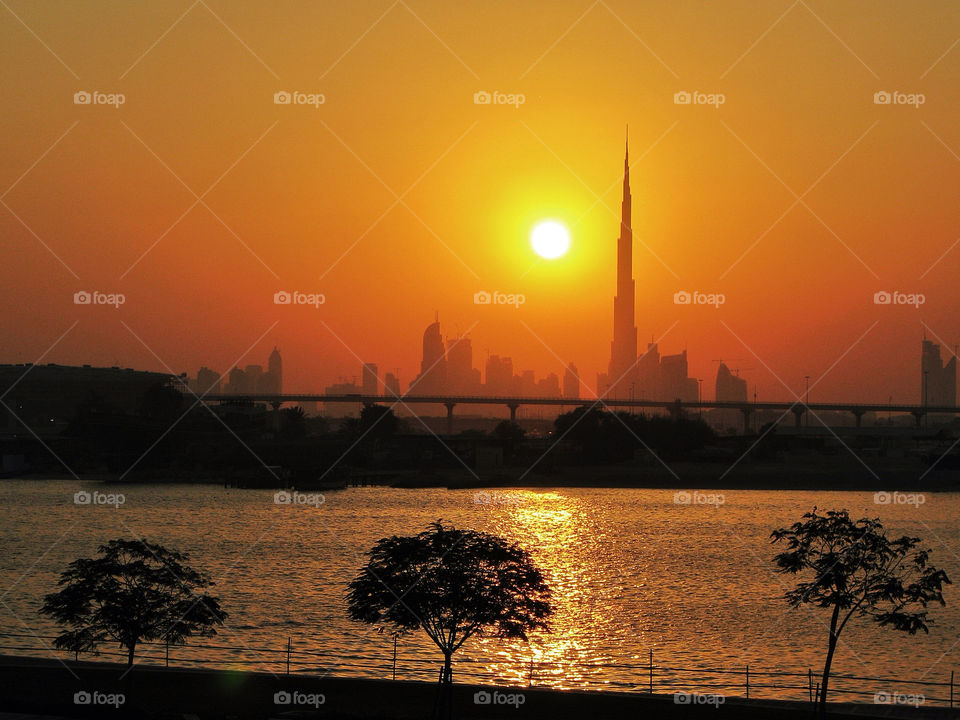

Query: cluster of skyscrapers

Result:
[184,347,283,396]
[177,142,957,412]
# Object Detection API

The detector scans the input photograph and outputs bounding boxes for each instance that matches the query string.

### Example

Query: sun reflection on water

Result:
[470,490,635,688]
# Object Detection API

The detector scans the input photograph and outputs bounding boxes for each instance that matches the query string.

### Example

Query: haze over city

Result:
[3,1,960,404]
[3,4,960,720]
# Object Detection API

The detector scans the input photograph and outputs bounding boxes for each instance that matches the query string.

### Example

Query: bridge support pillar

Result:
[445,403,456,435]
[792,406,805,428]
[913,411,924,428]
[852,409,865,428]
[508,404,519,422]
[667,399,683,419]
[741,407,753,434]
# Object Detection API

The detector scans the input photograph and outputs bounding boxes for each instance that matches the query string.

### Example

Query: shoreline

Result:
[0,655,951,719]
[7,463,960,493]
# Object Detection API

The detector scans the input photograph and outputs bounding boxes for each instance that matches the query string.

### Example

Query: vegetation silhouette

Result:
[553,407,716,462]
[347,521,552,719]
[40,538,226,666]
[771,508,950,718]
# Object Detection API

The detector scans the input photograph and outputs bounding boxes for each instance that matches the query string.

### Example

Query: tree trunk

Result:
[126,641,136,667]
[819,604,841,719]
[432,652,453,720]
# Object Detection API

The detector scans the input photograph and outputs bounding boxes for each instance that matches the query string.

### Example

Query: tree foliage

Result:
[771,508,949,715]
[40,538,227,665]
[347,522,552,684]
[554,407,715,462]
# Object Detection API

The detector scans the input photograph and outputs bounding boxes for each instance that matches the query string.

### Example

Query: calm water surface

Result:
[1,480,957,699]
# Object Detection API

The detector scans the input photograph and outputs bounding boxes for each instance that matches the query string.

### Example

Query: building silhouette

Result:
[195,366,220,395]
[384,372,401,398]
[597,132,697,403]
[446,335,481,395]
[563,363,580,399]
[601,131,639,398]
[715,362,748,403]
[262,347,283,395]
[362,362,379,396]
[921,339,956,406]
[410,314,447,394]
[219,348,282,395]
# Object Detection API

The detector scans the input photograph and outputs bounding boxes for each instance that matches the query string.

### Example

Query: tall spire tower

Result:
[607,127,638,396]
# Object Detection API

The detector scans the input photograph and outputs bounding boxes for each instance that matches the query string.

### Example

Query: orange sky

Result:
[2,0,960,403]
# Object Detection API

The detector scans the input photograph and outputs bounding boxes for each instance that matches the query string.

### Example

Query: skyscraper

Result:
[362,362,379,396]
[605,130,638,398]
[921,339,956,406]
[260,347,283,394]
[563,363,580,399]
[410,315,447,394]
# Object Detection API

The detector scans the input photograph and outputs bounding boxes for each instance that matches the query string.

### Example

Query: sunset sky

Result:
[2,0,959,403]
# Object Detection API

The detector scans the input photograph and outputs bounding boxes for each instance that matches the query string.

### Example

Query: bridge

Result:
[187,392,960,434]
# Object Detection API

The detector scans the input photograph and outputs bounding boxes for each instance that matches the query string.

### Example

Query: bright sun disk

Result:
[531,220,570,259]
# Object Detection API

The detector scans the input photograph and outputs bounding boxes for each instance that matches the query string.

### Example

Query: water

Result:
[1,480,958,702]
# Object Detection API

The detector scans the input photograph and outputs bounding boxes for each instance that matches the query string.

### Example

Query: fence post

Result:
[648,650,653,694]
[745,664,749,699]
[808,669,812,703]
[286,637,291,676]
[165,638,169,668]
[951,670,954,708]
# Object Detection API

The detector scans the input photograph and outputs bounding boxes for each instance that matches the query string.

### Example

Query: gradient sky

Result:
[2,0,960,403]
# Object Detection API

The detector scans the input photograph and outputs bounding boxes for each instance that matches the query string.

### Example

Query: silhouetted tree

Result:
[40,538,227,666]
[554,408,716,463]
[347,522,552,718]
[492,420,524,457]
[359,404,399,440]
[279,406,306,439]
[771,509,950,717]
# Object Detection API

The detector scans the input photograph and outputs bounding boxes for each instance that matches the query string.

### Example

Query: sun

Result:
[530,220,570,259]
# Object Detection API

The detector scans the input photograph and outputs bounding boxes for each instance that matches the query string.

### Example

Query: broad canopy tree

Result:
[347,521,552,687]
[771,508,949,717]
[41,538,227,666]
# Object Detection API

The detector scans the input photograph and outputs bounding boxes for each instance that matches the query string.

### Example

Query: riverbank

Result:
[0,656,951,719]
[400,458,960,492]
[15,456,960,492]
